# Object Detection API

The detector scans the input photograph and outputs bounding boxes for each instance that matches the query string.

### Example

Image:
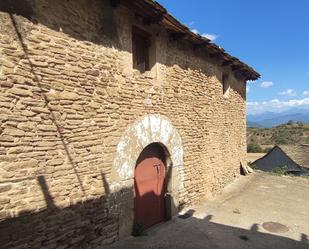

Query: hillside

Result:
[247,123,309,148]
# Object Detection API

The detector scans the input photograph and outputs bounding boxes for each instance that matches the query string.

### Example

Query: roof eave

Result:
[111,0,260,81]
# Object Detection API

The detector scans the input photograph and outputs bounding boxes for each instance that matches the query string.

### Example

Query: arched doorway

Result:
[111,114,184,238]
[134,143,167,229]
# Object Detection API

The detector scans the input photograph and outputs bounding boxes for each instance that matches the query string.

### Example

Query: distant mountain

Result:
[247,108,309,127]
[247,112,283,122]
[247,121,264,128]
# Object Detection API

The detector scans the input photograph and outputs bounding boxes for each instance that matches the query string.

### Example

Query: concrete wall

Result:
[0,0,247,248]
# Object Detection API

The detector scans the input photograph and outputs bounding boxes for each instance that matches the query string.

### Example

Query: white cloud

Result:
[191,29,199,34]
[304,91,309,96]
[201,33,219,41]
[279,89,296,97]
[260,81,274,88]
[247,98,309,115]
[246,86,250,93]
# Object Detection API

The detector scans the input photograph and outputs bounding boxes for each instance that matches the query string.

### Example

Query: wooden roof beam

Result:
[143,14,164,25]
[193,41,209,50]
[170,32,188,41]
[222,60,233,66]
[209,52,221,58]
[110,0,122,7]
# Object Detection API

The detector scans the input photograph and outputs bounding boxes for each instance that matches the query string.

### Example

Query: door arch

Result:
[134,143,167,229]
[111,114,185,238]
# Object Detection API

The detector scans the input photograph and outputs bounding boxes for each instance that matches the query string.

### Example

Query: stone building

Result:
[0,0,259,248]
[253,144,309,173]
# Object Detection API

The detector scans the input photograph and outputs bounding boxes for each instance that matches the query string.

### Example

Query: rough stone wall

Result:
[0,0,247,248]
[162,39,247,202]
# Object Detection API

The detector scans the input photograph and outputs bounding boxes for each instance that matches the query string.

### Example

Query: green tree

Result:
[287,120,294,125]
[296,121,304,127]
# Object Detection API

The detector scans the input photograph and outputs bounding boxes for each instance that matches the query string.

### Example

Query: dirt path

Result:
[103,172,309,249]
[247,153,266,163]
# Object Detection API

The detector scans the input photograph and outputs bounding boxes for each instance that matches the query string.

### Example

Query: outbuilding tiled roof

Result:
[280,144,309,168]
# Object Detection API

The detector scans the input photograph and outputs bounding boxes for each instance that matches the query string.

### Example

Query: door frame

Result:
[133,142,169,230]
[110,114,185,239]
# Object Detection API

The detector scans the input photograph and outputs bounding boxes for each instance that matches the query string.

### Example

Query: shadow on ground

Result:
[104,213,309,249]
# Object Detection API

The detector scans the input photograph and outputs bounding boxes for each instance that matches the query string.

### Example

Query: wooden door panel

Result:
[134,144,166,229]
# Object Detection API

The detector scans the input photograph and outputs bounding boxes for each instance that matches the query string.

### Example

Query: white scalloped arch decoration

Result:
[111,114,184,195]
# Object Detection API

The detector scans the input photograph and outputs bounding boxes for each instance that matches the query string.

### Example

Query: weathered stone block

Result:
[46,158,64,166]
[37,125,57,131]
[59,91,81,100]
[0,198,10,205]
[0,184,12,193]
[86,69,100,77]
[0,82,13,88]
[31,107,50,114]
[5,159,39,171]
[17,122,36,131]
[8,87,33,97]
[0,59,15,69]
[3,128,25,137]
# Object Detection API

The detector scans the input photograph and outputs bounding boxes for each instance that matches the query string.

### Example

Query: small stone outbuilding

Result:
[0,0,259,248]
[253,145,309,173]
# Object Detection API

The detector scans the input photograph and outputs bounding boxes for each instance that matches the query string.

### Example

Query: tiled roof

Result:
[112,0,260,81]
[280,144,309,168]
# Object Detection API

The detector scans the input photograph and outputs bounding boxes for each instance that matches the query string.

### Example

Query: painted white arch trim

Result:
[111,114,184,194]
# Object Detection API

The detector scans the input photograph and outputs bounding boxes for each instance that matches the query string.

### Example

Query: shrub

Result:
[249,163,258,169]
[274,136,289,144]
[271,166,288,175]
[296,121,304,127]
[247,143,263,153]
[263,147,272,153]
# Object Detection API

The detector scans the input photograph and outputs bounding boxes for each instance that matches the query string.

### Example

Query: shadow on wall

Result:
[5,11,87,195]
[0,173,181,248]
[0,142,180,248]
[0,0,120,46]
[0,13,181,247]
[105,214,309,249]
[0,2,246,247]
[0,174,123,248]
[2,182,308,249]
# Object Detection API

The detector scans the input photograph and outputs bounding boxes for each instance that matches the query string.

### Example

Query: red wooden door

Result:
[134,143,166,229]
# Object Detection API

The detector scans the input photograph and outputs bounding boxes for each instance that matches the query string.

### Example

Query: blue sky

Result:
[157,0,309,114]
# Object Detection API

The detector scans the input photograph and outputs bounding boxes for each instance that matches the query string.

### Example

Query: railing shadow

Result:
[8,11,86,194]
[104,214,309,249]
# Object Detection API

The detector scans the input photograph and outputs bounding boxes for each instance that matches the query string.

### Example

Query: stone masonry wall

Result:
[0,0,247,248]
